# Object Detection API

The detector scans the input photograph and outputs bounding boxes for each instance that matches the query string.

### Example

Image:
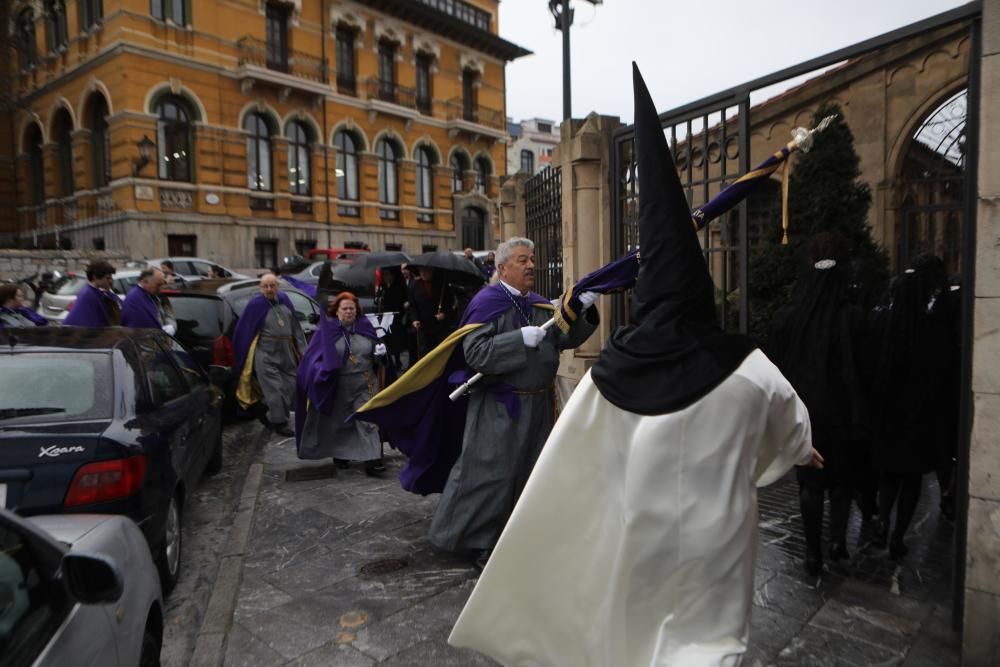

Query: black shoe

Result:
[364,463,385,478]
[471,549,492,572]
[257,413,271,428]
[334,458,350,470]
[829,541,850,562]
[272,422,294,437]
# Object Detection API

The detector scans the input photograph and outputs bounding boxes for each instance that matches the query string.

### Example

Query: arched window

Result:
[334,130,359,217]
[416,146,435,223]
[26,125,45,205]
[287,120,311,196]
[450,153,467,193]
[474,157,491,195]
[52,109,74,196]
[155,95,193,181]
[90,95,111,188]
[17,9,38,71]
[520,149,534,175]
[376,138,399,220]
[244,112,272,192]
[45,0,68,52]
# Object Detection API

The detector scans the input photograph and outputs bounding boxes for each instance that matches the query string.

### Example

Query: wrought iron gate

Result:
[610,95,751,332]
[524,167,563,299]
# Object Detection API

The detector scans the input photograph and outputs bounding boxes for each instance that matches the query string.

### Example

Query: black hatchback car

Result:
[0,327,224,594]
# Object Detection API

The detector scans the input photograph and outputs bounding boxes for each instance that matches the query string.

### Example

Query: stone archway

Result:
[894,88,967,274]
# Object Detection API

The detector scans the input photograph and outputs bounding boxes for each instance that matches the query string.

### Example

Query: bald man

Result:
[232,274,306,436]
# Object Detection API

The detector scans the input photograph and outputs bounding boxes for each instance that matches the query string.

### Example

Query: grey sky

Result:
[498,0,969,124]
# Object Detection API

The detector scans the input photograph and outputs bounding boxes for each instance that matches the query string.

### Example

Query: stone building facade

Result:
[0,0,528,269]
[506,117,559,176]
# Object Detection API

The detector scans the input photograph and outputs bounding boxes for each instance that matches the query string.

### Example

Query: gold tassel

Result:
[780,160,790,245]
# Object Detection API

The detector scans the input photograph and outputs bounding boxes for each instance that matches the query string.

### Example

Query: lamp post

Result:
[133,135,155,176]
[548,0,602,122]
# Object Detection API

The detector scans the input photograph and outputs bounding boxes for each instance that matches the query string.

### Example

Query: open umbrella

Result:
[408,251,485,287]
[331,252,411,288]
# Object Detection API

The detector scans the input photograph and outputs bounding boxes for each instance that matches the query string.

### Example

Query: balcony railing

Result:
[237,36,327,83]
[337,72,357,96]
[366,78,417,109]
[445,99,505,130]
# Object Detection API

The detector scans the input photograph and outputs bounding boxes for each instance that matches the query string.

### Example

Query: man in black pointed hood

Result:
[449,64,822,666]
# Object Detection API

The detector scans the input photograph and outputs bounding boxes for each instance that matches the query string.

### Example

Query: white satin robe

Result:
[448,350,813,667]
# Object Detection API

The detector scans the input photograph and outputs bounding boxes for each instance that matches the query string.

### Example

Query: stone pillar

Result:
[965,1,1000,664]
[71,129,93,193]
[555,113,622,400]
[498,172,527,241]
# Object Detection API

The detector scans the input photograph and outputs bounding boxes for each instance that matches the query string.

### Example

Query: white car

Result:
[0,509,163,666]
[146,257,250,280]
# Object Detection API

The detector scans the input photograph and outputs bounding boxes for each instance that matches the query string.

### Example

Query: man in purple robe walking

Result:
[64,261,121,327]
[120,268,176,335]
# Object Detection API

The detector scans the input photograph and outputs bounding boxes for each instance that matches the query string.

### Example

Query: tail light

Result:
[64,456,147,507]
[213,334,234,367]
[65,301,73,311]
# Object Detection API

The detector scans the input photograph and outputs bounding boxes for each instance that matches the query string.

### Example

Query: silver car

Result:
[0,509,163,666]
[37,270,146,325]
[146,257,250,280]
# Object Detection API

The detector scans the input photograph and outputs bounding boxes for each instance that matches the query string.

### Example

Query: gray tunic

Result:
[254,302,306,425]
[429,302,597,553]
[0,310,37,327]
[298,333,382,461]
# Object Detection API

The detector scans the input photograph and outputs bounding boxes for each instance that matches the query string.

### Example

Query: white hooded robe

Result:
[448,349,813,667]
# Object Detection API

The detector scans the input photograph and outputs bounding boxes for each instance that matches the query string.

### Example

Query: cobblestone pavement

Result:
[210,428,959,666]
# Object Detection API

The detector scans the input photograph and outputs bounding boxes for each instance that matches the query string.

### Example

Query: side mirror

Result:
[207,364,231,388]
[62,552,123,604]
[307,312,320,325]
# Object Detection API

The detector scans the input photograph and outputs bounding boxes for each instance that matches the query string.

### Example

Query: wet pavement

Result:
[218,430,960,666]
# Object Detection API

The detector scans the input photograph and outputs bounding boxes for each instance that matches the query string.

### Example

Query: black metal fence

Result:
[524,167,562,299]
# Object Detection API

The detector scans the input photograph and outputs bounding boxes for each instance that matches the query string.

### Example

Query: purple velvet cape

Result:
[0,306,47,326]
[231,292,295,379]
[354,282,548,495]
[120,286,162,329]
[293,314,378,456]
[64,283,120,327]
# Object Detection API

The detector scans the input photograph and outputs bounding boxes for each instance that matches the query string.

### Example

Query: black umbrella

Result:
[319,252,412,296]
[350,251,412,270]
[409,251,486,287]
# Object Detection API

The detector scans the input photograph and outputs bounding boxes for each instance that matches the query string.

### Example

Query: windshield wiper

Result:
[0,407,67,420]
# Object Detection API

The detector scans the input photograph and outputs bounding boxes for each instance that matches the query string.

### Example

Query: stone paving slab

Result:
[225,430,961,666]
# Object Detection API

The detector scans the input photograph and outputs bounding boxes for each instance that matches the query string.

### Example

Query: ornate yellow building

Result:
[0,0,528,268]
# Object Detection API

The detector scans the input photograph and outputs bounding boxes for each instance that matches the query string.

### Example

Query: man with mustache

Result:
[428,237,599,570]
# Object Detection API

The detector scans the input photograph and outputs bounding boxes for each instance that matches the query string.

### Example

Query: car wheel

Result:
[139,624,162,667]
[205,430,223,476]
[156,492,182,595]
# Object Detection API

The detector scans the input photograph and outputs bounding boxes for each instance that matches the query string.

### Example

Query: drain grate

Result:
[359,557,408,576]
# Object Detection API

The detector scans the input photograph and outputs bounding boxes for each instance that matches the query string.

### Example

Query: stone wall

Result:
[0,249,132,281]
[964,0,1000,664]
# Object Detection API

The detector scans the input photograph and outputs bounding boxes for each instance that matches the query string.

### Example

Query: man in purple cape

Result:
[233,273,306,436]
[120,268,177,334]
[64,261,121,327]
[356,237,599,569]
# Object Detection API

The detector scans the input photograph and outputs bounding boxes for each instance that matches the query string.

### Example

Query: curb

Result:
[188,428,269,667]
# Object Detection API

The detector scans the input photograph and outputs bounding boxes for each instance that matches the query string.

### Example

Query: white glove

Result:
[374,343,387,357]
[520,326,546,348]
[578,291,598,309]
[162,323,177,336]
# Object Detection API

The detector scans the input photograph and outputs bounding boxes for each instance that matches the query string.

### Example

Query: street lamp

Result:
[548,0,602,122]
[133,135,156,176]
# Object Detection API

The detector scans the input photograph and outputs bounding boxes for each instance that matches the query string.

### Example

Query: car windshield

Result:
[0,352,113,425]
[47,275,87,296]
[170,296,224,337]
[112,275,139,294]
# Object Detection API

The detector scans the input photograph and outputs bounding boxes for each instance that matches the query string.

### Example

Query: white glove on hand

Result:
[520,326,546,348]
[162,323,177,336]
[578,291,598,309]
[374,343,387,357]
